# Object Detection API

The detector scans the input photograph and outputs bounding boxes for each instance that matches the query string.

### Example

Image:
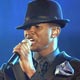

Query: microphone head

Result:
[22,39,32,46]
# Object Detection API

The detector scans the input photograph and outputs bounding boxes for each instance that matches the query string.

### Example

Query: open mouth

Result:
[29,39,36,44]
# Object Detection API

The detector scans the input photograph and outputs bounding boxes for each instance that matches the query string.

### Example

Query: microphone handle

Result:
[7,52,20,65]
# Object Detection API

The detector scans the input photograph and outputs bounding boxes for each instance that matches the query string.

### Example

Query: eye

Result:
[35,25,42,30]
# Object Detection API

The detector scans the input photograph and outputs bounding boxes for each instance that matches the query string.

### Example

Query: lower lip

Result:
[31,41,36,44]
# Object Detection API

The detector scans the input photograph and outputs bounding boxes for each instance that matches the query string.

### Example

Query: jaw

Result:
[31,41,54,57]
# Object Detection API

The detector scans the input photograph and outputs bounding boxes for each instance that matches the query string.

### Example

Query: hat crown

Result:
[26,0,63,21]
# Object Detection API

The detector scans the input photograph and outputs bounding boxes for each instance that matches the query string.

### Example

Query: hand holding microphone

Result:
[13,39,35,76]
[7,39,35,78]
[8,39,32,65]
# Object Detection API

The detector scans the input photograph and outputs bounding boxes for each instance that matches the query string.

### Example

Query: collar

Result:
[33,48,60,64]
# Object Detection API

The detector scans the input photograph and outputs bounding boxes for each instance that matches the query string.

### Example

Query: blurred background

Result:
[0,0,80,66]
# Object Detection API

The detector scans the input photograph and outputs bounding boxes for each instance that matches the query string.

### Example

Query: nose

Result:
[24,26,36,38]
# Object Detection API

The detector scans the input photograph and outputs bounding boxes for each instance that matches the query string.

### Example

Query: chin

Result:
[31,47,41,52]
[31,46,37,51]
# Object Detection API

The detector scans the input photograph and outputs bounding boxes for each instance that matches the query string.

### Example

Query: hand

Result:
[13,39,36,78]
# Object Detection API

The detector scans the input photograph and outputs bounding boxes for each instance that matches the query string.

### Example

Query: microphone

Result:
[7,39,32,65]
[7,52,20,65]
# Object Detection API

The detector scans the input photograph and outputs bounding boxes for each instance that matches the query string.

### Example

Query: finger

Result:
[20,48,29,60]
[22,43,30,51]
[13,43,21,53]
[21,44,30,54]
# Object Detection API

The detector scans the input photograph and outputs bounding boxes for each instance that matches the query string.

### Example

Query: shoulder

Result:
[60,51,80,63]
[59,51,80,79]
[70,57,80,71]
[59,51,80,73]
[62,51,80,73]
[69,57,80,79]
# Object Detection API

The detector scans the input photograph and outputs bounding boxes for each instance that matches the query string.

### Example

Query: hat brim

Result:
[16,19,70,30]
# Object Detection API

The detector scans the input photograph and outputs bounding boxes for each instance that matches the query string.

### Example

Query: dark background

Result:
[0,0,80,66]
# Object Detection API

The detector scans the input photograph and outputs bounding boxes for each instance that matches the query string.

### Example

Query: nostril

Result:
[30,31,35,35]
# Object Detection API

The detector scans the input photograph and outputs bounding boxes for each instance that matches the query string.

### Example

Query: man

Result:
[0,0,80,80]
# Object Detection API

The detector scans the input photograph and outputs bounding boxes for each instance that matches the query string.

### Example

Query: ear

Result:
[51,27,61,38]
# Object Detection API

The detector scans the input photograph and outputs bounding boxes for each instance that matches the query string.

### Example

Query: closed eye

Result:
[35,25,42,30]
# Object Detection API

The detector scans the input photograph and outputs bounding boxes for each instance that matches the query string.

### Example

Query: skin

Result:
[13,23,61,78]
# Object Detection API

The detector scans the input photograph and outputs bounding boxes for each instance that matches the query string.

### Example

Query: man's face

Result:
[24,23,58,52]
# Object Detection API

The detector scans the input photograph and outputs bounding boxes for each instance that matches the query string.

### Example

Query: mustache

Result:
[26,35,34,39]
[25,32,36,39]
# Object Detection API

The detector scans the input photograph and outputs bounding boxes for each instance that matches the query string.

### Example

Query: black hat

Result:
[17,0,70,29]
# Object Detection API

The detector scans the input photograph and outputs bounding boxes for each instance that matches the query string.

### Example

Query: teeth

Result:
[30,39,34,41]
[29,39,35,44]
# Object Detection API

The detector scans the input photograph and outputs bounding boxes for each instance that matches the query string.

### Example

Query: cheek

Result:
[37,30,52,46]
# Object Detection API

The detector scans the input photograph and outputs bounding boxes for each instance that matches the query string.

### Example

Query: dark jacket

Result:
[0,52,80,80]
